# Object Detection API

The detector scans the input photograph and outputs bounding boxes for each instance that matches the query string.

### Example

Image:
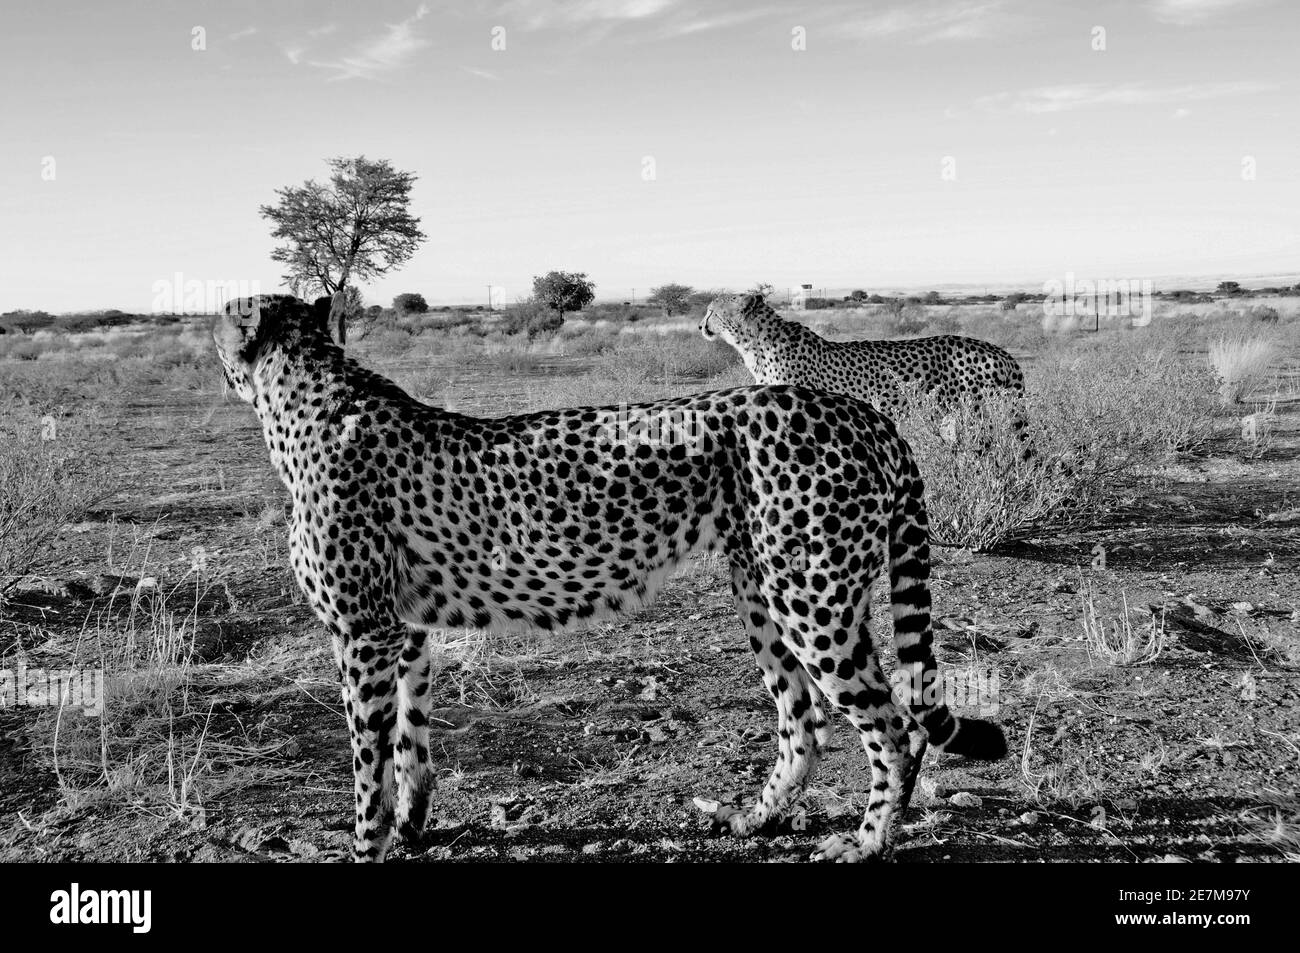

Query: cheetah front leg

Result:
[394,626,436,845]
[335,625,402,862]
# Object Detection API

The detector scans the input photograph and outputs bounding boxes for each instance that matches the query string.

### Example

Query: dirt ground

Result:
[1,340,1298,863]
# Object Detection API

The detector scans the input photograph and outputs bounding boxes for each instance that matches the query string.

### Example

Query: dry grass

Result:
[0,402,115,598]
[889,345,1217,550]
[1079,588,1167,666]
[1208,335,1278,405]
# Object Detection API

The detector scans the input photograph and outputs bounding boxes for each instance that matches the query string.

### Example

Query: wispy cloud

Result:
[461,66,501,81]
[1148,0,1269,25]
[296,4,431,80]
[840,0,1013,43]
[647,6,781,39]
[228,26,258,41]
[977,80,1277,113]
[498,0,679,31]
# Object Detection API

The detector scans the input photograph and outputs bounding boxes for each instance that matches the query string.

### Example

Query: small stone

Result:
[948,792,983,809]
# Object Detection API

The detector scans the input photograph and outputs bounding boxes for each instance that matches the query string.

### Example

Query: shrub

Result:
[393,293,429,315]
[1001,292,1025,312]
[882,304,929,336]
[891,348,1216,550]
[500,298,564,338]
[1208,335,1276,405]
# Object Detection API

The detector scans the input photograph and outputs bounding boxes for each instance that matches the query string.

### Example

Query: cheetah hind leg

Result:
[697,569,827,837]
[813,719,911,863]
[394,627,437,846]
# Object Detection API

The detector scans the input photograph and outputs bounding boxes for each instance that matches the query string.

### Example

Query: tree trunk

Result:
[333,265,353,346]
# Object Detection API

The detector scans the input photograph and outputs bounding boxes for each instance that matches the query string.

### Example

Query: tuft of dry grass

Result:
[1208,335,1277,405]
[1080,588,1166,666]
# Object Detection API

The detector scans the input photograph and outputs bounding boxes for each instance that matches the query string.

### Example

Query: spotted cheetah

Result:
[214,294,1006,863]
[702,293,1026,413]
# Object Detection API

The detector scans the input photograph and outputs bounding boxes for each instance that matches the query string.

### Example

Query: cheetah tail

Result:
[887,457,1008,762]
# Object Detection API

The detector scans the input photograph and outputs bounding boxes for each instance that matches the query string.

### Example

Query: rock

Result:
[1018,811,1040,826]
[948,792,983,809]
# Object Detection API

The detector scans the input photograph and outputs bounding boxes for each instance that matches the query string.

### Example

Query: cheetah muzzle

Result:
[214,294,1007,863]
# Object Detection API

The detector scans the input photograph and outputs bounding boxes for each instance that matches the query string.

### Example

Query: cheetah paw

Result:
[811,833,886,863]
[692,796,766,837]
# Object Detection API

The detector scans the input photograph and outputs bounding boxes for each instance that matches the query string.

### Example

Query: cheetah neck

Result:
[758,312,824,381]
[249,342,354,492]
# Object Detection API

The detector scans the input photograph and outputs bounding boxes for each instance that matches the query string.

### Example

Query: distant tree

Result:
[1001,292,1025,312]
[393,292,429,315]
[532,271,595,321]
[923,290,944,305]
[749,282,775,298]
[848,289,869,302]
[1216,280,1243,295]
[647,283,695,316]
[260,156,427,344]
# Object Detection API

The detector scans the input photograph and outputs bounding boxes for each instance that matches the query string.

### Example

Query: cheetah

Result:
[702,292,1026,413]
[214,294,1006,863]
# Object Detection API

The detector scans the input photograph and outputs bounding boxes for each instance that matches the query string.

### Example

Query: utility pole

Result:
[487,285,493,311]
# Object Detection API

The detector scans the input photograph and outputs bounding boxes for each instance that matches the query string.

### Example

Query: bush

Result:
[882,304,929,336]
[501,298,564,338]
[393,293,429,315]
[891,348,1216,550]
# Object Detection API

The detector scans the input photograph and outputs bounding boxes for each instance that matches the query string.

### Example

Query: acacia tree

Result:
[532,271,595,321]
[260,156,426,343]
[647,283,694,316]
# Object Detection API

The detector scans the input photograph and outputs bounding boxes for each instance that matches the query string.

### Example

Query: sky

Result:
[1,0,1297,311]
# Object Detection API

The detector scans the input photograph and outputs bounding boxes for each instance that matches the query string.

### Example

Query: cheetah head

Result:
[700,292,775,348]
[213,294,332,403]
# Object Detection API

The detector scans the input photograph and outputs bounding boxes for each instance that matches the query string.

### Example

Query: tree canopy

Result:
[260,156,426,343]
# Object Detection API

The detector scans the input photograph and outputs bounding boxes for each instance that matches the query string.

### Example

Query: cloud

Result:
[228,26,258,41]
[303,4,432,80]
[461,66,501,81]
[282,44,305,65]
[497,0,679,30]
[1148,0,1269,25]
[977,80,1277,113]
[647,6,783,39]
[840,0,1012,43]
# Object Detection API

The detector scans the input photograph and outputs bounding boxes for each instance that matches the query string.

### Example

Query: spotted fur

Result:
[214,294,1006,863]
[702,293,1026,412]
